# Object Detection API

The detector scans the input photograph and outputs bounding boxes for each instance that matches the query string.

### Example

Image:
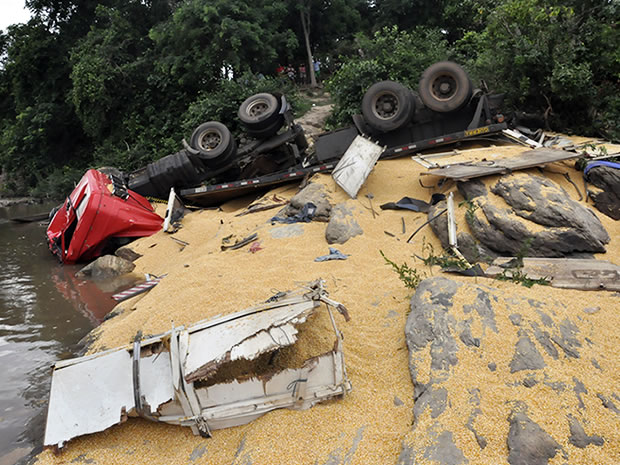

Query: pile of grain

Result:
[36,139,620,464]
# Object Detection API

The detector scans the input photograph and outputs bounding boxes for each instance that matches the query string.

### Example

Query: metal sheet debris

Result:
[332,136,385,198]
[421,148,582,181]
[485,258,620,291]
[44,281,351,449]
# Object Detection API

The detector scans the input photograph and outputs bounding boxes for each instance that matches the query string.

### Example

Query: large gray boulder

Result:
[585,164,620,220]
[76,255,136,279]
[281,182,332,221]
[458,174,610,257]
[399,277,613,464]
[428,200,497,264]
[325,204,362,244]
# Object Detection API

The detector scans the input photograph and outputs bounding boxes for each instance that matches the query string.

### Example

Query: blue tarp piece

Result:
[315,247,350,262]
[584,161,620,176]
[271,202,317,224]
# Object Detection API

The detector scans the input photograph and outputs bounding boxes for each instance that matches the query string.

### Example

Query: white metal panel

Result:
[198,378,265,407]
[184,301,317,382]
[44,349,134,448]
[332,136,385,198]
[447,192,457,248]
[140,354,174,414]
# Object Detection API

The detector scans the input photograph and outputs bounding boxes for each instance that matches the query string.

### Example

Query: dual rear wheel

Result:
[361,61,473,133]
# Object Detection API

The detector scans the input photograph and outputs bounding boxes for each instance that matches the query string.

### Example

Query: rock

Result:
[460,174,610,257]
[568,415,604,448]
[427,201,496,264]
[530,322,558,359]
[289,183,332,220]
[458,179,487,199]
[585,164,620,220]
[507,411,560,465]
[510,330,546,373]
[270,224,304,239]
[597,394,620,415]
[401,277,614,464]
[115,246,142,262]
[423,431,468,465]
[325,204,362,244]
[76,255,135,279]
[509,313,522,326]
[583,306,600,314]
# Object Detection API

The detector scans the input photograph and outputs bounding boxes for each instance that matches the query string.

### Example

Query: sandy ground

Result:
[35,137,620,464]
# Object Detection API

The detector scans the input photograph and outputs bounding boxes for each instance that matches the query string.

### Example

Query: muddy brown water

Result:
[0,202,119,465]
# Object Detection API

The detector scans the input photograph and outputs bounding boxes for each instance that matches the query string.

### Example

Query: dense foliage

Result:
[0,0,617,198]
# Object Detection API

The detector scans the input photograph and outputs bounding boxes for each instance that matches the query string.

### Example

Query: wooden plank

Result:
[422,148,581,181]
[485,257,620,291]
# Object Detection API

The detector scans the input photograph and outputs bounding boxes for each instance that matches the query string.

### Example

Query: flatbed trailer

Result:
[178,122,507,207]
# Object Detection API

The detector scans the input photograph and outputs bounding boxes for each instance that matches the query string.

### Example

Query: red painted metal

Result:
[46,169,163,263]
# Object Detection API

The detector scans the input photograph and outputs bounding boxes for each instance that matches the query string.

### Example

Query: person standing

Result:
[313,58,321,82]
[299,64,306,84]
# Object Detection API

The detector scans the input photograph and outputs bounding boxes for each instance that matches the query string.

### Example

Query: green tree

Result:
[458,0,619,138]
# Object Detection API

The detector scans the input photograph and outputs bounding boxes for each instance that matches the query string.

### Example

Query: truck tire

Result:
[418,61,472,113]
[238,93,282,130]
[245,115,285,140]
[361,81,414,133]
[189,121,237,167]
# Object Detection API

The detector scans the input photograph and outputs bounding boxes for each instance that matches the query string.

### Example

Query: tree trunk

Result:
[300,9,317,87]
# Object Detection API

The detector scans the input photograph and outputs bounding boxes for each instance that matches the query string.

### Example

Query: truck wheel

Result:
[238,93,282,130]
[418,61,472,113]
[190,121,237,166]
[245,114,285,140]
[361,81,414,133]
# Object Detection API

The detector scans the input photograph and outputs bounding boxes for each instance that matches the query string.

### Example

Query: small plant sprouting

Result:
[380,250,423,290]
[494,238,551,288]
[459,199,479,225]
[495,269,551,288]
[421,240,469,270]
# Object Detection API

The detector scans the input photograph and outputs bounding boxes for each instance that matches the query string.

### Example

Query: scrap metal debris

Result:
[421,148,583,181]
[332,136,385,198]
[486,258,620,291]
[315,248,350,262]
[112,275,166,302]
[44,280,352,449]
[221,233,259,251]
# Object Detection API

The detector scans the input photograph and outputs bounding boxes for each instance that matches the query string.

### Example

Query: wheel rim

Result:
[198,129,222,151]
[371,91,399,120]
[430,74,458,101]
[247,98,271,118]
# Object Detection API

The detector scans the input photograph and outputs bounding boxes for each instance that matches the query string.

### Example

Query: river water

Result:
[0,202,117,465]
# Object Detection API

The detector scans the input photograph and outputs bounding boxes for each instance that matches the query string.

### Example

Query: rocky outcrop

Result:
[458,174,610,257]
[399,277,614,464]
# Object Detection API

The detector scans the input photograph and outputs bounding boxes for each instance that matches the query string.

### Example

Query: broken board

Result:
[421,148,581,181]
[485,258,620,291]
[332,135,385,198]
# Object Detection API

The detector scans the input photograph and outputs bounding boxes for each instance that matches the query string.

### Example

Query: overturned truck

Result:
[130,61,506,206]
